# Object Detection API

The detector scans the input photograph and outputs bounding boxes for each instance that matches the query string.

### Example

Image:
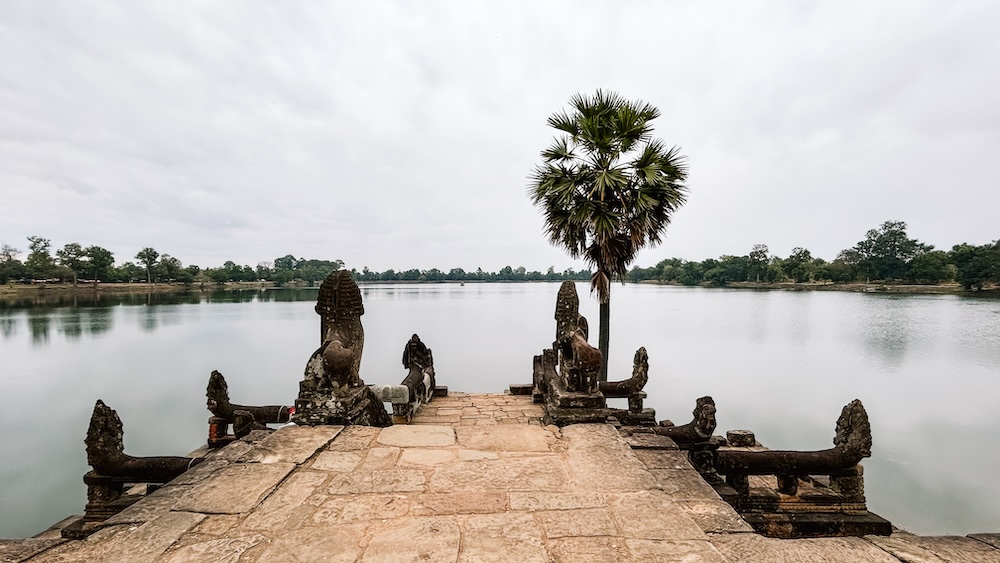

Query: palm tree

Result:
[136,247,160,284]
[528,90,688,380]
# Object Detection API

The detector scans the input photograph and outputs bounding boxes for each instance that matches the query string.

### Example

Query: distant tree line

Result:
[627,221,1000,290]
[0,237,592,286]
[2,221,996,290]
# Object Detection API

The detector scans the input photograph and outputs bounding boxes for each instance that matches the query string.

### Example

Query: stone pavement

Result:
[4,393,999,562]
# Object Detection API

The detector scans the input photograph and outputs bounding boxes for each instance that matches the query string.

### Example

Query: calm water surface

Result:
[1,283,998,538]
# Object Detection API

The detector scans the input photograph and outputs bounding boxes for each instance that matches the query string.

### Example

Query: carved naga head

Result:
[834,399,872,458]
[693,396,717,438]
[206,370,231,414]
[632,347,649,386]
[85,400,125,466]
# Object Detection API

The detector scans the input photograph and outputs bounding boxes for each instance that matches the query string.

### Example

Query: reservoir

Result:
[1,282,998,538]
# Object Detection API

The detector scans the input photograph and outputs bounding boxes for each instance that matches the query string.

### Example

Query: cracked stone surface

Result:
[174,463,295,514]
[376,425,455,447]
[24,393,999,563]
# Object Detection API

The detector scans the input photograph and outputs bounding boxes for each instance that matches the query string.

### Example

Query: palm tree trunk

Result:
[599,293,610,382]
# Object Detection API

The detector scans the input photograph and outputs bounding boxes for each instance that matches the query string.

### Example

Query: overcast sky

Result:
[2,1,998,273]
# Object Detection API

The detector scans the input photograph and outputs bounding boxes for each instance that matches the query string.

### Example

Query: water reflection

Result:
[27,308,51,345]
[58,309,84,340]
[0,310,18,338]
[1,285,999,538]
[857,295,914,370]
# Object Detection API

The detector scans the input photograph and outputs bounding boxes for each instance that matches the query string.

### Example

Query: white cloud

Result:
[1,1,997,271]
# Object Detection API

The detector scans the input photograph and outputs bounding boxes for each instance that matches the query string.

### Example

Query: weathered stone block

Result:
[312,494,410,523]
[241,470,328,530]
[413,492,508,516]
[399,448,457,466]
[509,492,606,511]
[174,463,295,514]
[430,457,568,492]
[608,491,707,541]
[455,425,553,452]
[710,533,901,562]
[459,513,548,563]
[536,508,618,538]
[311,451,363,473]
[376,425,455,447]
[362,516,461,562]
[625,539,727,562]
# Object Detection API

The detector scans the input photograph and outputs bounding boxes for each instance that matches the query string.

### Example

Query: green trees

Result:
[135,247,159,283]
[950,242,1000,290]
[747,244,770,282]
[703,256,749,286]
[906,250,953,284]
[268,255,343,285]
[529,90,688,380]
[0,243,24,283]
[781,247,816,283]
[56,243,87,284]
[850,220,929,281]
[25,236,57,279]
[85,246,115,281]
[157,255,184,282]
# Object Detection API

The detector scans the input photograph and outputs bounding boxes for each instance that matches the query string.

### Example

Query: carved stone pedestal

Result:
[293,381,391,427]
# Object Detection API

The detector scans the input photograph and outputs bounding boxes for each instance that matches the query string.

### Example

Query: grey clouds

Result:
[1,1,997,272]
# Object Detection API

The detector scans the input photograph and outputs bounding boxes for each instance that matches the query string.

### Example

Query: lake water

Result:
[1,283,998,538]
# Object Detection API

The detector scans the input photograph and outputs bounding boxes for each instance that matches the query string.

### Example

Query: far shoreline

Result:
[2,279,996,300]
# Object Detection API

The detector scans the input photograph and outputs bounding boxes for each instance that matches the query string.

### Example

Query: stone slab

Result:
[648,468,723,501]
[456,450,498,461]
[377,425,456,447]
[633,450,692,470]
[455,425,553,452]
[509,492,606,511]
[37,512,205,563]
[676,500,754,533]
[410,415,462,424]
[863,534,949,562]
[412,492,508,516]
[429,457,568,492]
[356,447,401,471]
[241,425,343,464]
[191,515,241,536]
[970,533,1000,549]
[311,451,363,472]
[327,425,380,451]
[255,523,366,563]
[101,484,191,526]
[241,470,328,530]
[328,469,426,494]
[459,513,548,563]
[548,537,629,562]
[623,434,680,450]
[399,448,457,466]
[625,539,727,563]
[208,440,255,462]
[710,533,903,562]
[174,463,295,514]
[536,508,619,538]
[362,516,461,562]
[159,533,268,563]
[563,424,658,491]
[0,539,65,562]
[313,494,410,523]
[869,533,1000,562]
[608,491,707,541]
[167,459,230,486]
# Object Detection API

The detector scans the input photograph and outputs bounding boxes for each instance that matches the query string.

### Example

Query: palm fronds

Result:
[527,89,689,302]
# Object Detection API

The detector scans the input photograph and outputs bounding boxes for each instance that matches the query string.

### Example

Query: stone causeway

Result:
[4,393,999,562]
